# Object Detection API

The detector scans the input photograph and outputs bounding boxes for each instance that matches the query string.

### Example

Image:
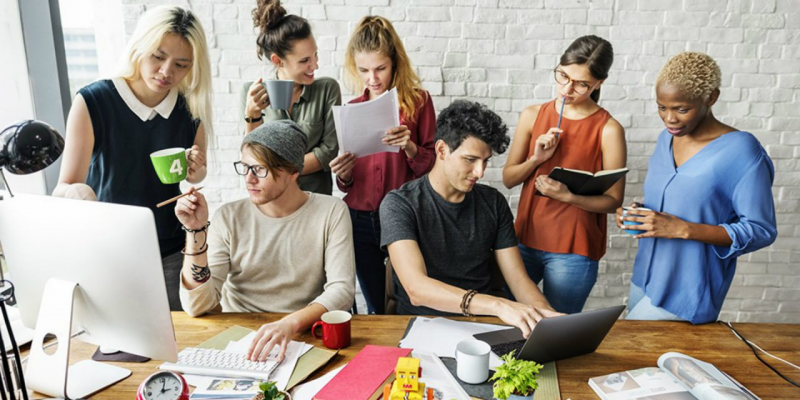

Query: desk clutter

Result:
[143,318,563,400]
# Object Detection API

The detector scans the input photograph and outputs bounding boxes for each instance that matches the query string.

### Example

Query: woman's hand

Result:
[531,128,562,164]
[535,175,572,202]
[245,78,269,118]
[247,318,296,362]
[329,152,357,184]
[615,201,643,229]
[382,125,417,157]
[621,208,691,239]
[186,145,206,178]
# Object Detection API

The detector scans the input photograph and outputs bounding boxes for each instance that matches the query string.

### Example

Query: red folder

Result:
[313,345,412,400]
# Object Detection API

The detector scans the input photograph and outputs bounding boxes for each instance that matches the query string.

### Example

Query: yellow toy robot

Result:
[383,357,435,400]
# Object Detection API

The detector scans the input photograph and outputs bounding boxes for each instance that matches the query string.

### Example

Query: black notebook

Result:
[538,167,628,196]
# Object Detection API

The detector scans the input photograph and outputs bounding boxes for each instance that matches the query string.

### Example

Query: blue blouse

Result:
[632,130,777,324]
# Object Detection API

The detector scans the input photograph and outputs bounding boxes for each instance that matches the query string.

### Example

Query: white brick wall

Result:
[122,0,800,323]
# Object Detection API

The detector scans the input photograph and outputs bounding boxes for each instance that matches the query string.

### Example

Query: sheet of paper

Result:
[290,365,346,400]
[332,87,399,158]
[270,341,308,390]
[223,333,307,390]
[413,351,471,400]
[399,317,508,369]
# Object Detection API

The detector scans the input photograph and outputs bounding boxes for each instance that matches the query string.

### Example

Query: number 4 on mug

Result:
[170,159,184,176]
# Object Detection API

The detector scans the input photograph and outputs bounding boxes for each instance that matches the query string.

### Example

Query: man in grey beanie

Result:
[174,119,355,362]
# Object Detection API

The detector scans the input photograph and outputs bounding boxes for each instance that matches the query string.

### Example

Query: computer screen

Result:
[0,194,177,362]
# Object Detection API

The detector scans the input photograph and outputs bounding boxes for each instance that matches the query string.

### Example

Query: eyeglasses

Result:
[553,68,597,95]
[233,161,269,179]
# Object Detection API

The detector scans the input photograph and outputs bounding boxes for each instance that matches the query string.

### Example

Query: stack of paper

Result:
[332,88,400,158]
[185,332,311,399]
[290,365,346,400]
[399,317,509,369]
[413,351,471,400]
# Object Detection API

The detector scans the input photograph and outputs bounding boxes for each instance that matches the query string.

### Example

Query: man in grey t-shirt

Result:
[381,101,560,338]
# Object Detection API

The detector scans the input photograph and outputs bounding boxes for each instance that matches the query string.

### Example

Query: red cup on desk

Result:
[312,310,351,349]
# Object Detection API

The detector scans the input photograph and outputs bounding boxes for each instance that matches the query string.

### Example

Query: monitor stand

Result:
[26,279,130,399]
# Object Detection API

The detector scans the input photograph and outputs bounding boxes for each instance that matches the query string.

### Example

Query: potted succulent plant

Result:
[251,381,291,400]
[489,351,543,400]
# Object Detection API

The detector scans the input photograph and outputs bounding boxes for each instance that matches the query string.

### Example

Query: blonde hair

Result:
[117,6,213,139]
[345,15,426,122]
[656,52,722,101]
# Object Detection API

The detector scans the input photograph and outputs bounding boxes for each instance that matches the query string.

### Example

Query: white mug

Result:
[454,339,490,384]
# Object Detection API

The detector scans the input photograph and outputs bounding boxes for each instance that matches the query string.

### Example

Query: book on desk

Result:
[313,345,411,400]
[536,167,628,196]
[588,351,758,400]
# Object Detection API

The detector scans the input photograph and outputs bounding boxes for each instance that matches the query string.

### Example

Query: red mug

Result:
[312,310,351,349]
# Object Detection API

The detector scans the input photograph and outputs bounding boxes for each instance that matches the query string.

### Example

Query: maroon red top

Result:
[337,88,436,211]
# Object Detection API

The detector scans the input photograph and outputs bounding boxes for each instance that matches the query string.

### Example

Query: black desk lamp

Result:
[0,119,65,198]
[0,119,65,400]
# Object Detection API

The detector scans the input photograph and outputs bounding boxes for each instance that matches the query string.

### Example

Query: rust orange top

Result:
[514,99,611,261]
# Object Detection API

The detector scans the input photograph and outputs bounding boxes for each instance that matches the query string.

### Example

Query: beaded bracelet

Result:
[461,289,478,317]
[181,222,210,256]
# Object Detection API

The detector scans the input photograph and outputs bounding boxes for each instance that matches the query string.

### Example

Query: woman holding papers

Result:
[328,15,436,314]
[242,0,341,195]
[501,35,627,314]
[53,6,212,311]
[616,52,777,323]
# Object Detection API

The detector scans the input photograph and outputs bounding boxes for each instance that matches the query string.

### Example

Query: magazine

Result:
[588,352,759,400]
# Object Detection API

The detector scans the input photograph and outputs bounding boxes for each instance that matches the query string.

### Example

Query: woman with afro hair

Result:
[616,52,777,324]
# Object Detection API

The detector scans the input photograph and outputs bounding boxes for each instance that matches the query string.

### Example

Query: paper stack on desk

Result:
[185,332,312,399]
[399,317,509,369]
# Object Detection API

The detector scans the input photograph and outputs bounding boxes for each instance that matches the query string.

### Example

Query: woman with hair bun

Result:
[328,15,436,314]
[502,35,627,314]
[616,52,777,323]
[54,5,213,311]
[241,0,341,195]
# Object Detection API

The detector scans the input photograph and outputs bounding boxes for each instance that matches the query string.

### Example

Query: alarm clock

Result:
[136,371,190,400]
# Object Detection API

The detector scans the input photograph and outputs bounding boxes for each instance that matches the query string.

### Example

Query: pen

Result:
[157,186,204,208]
[556,96,566,139]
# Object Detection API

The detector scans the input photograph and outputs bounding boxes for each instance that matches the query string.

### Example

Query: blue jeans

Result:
[349,208,387,315]
[509,244,598,314]
[626,284,684,321]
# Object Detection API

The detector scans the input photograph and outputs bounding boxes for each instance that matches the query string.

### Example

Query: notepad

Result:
[540,167,628,196]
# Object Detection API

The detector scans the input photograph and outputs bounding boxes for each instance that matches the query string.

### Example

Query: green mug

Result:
[150,148,187,184]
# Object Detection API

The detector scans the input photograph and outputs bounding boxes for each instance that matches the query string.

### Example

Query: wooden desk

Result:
[34,313,800,399]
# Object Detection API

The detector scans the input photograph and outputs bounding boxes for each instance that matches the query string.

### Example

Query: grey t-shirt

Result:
[379,176,518,316]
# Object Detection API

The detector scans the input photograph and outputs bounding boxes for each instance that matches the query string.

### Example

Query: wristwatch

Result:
[244,114,263,123]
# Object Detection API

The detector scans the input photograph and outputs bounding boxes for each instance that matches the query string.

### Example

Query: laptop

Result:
[473,305,625,363]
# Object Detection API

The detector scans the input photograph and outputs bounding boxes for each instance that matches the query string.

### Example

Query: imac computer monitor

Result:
[0,194,178,397]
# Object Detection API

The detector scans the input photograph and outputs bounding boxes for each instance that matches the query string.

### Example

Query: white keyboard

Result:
[159,347,279,379]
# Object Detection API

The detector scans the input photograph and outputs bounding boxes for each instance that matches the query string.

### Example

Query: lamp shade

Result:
[0,120,65,175]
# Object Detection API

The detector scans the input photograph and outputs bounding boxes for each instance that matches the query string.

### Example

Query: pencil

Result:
[556,97,566,139]
[156,186,203,208]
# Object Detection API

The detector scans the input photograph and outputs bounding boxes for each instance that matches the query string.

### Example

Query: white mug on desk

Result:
[455,339,491,384]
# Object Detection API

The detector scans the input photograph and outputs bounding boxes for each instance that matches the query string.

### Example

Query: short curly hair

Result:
[436,100,509,154]
[656,52,722,101]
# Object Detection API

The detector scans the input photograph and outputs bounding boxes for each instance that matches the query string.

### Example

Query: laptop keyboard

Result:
[490,339,527,358]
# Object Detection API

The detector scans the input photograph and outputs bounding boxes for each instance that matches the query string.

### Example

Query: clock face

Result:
[144,372,184,400]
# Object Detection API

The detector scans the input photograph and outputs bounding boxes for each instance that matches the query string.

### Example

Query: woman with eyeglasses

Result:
[502,35,627,314]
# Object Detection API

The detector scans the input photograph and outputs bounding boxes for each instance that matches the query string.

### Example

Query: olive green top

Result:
[240,77,341,195]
